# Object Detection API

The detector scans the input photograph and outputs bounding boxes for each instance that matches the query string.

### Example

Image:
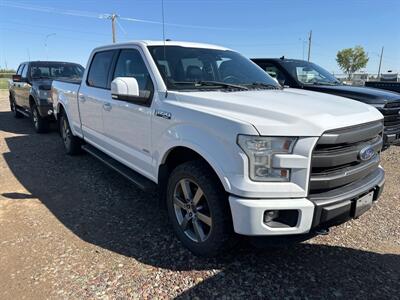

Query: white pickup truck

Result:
[52,40,385,256]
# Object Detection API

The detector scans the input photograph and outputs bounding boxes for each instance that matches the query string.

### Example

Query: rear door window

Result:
[87,50,116,89]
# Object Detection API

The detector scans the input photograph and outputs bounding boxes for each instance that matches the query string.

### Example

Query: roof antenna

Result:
[161,0,168,98]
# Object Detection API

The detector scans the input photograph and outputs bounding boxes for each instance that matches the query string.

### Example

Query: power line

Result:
[1,1,242,31]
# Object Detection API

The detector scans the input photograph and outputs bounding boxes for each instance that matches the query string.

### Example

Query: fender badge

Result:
[155,110,171,120]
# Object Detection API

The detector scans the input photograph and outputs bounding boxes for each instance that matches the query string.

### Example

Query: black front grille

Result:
[310,121,383,194]
[379,101,400,133]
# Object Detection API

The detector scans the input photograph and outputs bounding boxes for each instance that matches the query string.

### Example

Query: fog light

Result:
[264,210,279,223]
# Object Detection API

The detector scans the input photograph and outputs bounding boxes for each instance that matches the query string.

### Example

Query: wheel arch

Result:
[158,145,230,197]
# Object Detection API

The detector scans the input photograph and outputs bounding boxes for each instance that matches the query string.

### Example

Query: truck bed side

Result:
[52,80,83,138]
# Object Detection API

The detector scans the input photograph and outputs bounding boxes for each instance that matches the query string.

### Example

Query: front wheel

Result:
[31,103,49,133]
[59,111,82,155]
[166,161,235,257]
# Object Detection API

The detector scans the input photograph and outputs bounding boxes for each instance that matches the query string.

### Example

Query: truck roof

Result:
[18,61,83,66]
[93,40,231,52]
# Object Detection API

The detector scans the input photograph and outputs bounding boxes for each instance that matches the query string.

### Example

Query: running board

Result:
[81,144,157,192]
[16,108,30,117]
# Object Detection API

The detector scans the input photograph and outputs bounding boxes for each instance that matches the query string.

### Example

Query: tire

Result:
[31,103,49,133]
[59,111,82,155]
[10,96,23,119]
[166,160,235,257]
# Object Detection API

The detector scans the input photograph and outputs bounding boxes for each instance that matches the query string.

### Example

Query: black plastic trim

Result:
[317,121,383,145]
[310,168,384,228]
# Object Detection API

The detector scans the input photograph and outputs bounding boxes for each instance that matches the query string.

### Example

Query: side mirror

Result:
[111,77,140,100]
[111,77,152,105]
[12,75,22,82]
[278,78,285,86]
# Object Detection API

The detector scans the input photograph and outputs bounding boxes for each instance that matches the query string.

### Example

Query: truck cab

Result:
[52,41,385,256]
[252,58,400,148]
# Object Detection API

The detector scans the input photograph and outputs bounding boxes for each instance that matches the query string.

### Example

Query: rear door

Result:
[101,48,155,178]
[78,50,118,148]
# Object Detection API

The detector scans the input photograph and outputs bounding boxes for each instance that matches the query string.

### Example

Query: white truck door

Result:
[78,50,118,148]
[101,48,154,179]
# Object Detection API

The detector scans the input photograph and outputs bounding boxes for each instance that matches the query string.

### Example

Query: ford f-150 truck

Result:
[52,41,385,256]
[9,61,84,132]
[252,58,400,149]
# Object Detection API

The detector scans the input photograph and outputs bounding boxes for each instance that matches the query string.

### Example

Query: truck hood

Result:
[303,84,400,104]
[170,88,383,136]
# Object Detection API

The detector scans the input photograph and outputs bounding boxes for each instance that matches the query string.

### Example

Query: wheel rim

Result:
[173,178,212,243]
[32,108,39,128]
[61,118,71,146]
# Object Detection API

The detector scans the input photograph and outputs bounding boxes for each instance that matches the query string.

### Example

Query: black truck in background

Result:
[365,81,400,94]
[9,61,84,133]
[252,58,400,149]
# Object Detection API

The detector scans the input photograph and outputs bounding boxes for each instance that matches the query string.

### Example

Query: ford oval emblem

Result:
[359,146,375,161]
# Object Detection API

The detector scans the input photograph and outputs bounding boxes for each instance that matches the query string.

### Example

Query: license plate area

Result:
[354,191,374,218]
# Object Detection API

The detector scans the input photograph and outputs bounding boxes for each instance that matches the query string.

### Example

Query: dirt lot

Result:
[0,90,399,299]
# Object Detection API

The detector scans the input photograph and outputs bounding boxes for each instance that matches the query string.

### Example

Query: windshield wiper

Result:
[171,80,248,90]
[249,82,281,89]
[310,81,340,86]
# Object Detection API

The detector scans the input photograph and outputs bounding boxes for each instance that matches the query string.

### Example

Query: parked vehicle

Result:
[52,41,385,256]
[9,61,84,132]
[252,58,400,148]
[365,81,400,94]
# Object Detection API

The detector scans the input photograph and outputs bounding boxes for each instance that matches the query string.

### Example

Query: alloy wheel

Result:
[173,178,212,243]
[32,108,39,129]
[61,118,71,146]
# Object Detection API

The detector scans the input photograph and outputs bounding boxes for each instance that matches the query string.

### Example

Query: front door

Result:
[12,64,25,106]
[102,48,154,179]
[20,63,31,110]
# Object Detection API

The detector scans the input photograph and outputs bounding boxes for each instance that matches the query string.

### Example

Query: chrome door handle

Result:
[78,94,86,102]
[103,102,112,111]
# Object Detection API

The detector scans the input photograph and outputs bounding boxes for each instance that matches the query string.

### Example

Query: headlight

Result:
[238,135,297,182]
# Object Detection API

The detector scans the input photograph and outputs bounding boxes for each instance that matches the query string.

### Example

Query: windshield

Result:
[30,63,84,80]
[148,46,280,90]
[284,61,340,85]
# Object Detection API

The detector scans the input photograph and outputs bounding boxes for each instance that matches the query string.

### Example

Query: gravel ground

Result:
[0,90,399,299]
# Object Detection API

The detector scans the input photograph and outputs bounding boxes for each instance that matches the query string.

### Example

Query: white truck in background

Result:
[52,41,385,256]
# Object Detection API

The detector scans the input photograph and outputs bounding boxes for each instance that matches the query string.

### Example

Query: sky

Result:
[0,0,399,74]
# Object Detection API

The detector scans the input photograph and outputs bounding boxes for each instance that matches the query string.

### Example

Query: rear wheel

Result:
[166,161,235,257]
[31,103,49,133]
[10,96,23,118]
[59,111,82,155]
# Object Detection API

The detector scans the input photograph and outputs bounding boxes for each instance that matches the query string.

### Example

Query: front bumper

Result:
[229,167,385,236]
[37,104,54,118]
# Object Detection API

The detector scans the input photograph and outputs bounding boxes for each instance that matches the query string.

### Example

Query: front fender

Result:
[155,122,257,193]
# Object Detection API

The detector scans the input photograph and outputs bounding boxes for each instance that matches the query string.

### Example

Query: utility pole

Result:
[111,13,117,43]
[307,30,312,62]
[377,46,384,79]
